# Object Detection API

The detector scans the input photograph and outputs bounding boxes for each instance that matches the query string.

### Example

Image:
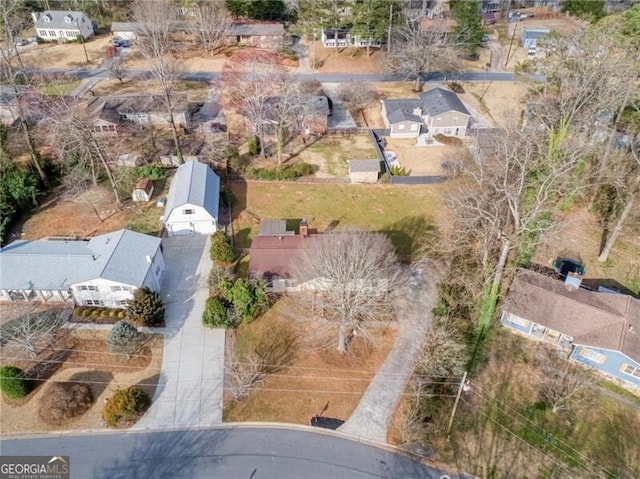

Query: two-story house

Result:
[381,87,471,139]
[32,10,94,41]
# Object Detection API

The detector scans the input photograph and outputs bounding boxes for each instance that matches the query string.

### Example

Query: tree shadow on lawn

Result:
[382,216,440,258]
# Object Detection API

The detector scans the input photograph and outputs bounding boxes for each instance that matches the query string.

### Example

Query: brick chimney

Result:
[299,219,308,238]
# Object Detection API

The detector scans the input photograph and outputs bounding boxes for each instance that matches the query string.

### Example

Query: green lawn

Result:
[304,137,378,176]
[37,78,81,96]
[229,181,445,255]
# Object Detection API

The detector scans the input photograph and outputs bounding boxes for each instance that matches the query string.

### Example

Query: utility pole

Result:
[504,23,517,68]
[76,20,90,64]
[387,4,393,53]
[447,371,468,441]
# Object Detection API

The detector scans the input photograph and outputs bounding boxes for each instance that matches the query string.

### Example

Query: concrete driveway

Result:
[134,235,225,430]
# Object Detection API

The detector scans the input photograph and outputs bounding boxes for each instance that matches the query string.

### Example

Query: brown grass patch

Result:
[224,302,397,425]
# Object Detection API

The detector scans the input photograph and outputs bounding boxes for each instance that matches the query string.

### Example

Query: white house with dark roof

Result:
[381,87,471,139]
[32,10,94,41]
[163,160,220,236]
[0,229,164,308]
[348,159,380,183]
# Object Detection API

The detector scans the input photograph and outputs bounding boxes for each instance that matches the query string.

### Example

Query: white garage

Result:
[163,160,220,236]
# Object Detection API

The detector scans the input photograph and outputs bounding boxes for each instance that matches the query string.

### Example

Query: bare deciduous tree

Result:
[189,1,232,55]
[0,1,47,185]
[389,19,461,91]
[292,230,402,353]
[221,50,310,164]
[447,123,584,328]
[133,0,185,163]
[537,349,593,414]
[597,138,640,262]
[1,311,65,359]
[338,83,378,125]
[42,94,124,205]
[104,54,127,83]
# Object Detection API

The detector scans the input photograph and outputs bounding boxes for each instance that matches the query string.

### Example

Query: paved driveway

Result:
[134,235,225,430]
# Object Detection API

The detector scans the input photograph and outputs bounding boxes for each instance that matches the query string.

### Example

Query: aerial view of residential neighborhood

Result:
[1,0,640,477]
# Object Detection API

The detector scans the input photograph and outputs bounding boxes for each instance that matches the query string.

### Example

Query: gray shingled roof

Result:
[164,160,220,222]
[230,23,284,36]
[419,87,470,117]
[505,270,640,362]
[349,159,381,173]
[34,10,91,30]
[382,99,423,124]
[0,229,160,290]
[111,21,284,37]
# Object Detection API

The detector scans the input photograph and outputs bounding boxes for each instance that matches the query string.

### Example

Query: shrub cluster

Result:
[39,382,94,425]
[210,231,235,264]
[72,307,125,321]
[202,297,233,328]
[126,288,165,327]
[0,366,31,400]
[247,161,314,181]
[107,321,144,355]
[133,165,165,180]
[102,387,150,427]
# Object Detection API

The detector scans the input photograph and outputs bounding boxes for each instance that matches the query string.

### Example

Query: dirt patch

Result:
[0,329,162,435]
[225,304,397,425]
[384,139,459,176]
[532,206,640,293]
[16,185,164,240]
[295,135,378,177]
[457,81,529,128]
[20,34,114,70]
[310,42,387,73]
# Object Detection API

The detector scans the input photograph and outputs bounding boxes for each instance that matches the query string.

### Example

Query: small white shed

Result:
[132,177,154,202]
[163,160,220,236]
[349,159,380,184]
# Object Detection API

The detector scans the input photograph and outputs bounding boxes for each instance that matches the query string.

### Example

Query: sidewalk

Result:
[339,260,442,443]
[134,235,225,430]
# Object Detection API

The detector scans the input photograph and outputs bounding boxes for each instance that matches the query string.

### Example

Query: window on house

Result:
[118,300,128,306]
[84,299,103,306]
[410,124,418,131]
[38,29,46,37]
[398,124,405,130]
[155,266,161,276]
[504,313,530,328]
[48,30,56,36]
[78,285,97,291]
[453,116,458,121]
[579,347,606,364]
[444,128,452,135]
[183,208,195,215]
[621,364,640,379]
[111,285,126,292]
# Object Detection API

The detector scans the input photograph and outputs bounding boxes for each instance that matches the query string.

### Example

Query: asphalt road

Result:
[36,66,518,84]
[0,426,464,479]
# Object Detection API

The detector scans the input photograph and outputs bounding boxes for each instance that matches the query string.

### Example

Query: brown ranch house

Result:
[110,21,286,50]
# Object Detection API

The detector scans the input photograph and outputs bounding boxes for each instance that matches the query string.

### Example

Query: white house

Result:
[163,160,221,236]
[32,11,94,41]
[0,229,164,309]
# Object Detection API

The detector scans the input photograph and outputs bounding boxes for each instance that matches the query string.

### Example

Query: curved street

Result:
[1,425,465,479]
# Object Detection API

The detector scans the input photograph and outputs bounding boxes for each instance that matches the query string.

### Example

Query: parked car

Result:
[15,39,27,47]
[119,39,130,48]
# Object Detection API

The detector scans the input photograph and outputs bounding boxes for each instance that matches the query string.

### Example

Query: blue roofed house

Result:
[501,270,640,391]
[0,229,164,308]
[163,160,220,236]
[381,87,471,139]
[32,10,94,41]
